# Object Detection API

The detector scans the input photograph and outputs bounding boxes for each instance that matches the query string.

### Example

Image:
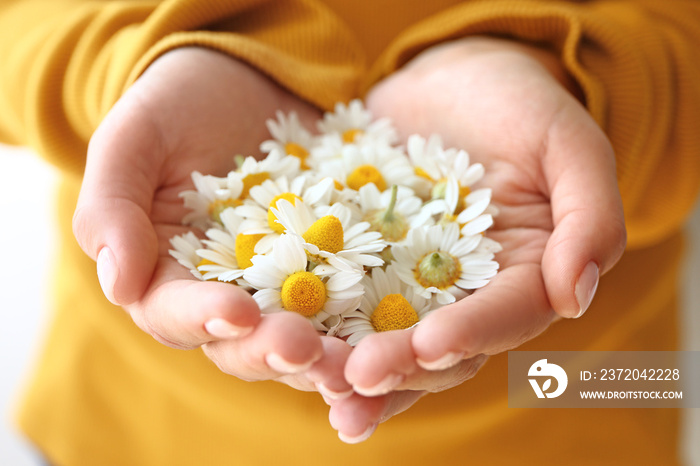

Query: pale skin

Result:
[73,37,626,443]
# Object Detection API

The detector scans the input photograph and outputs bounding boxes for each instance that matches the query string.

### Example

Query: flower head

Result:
[260,111,316,169]
[272,198,386,270]
[235,175,335,254]
[317,99,397,146]
[392,223,499,305]
[179,171,244,230]
[338,265,434,346]
[243,234,364,331]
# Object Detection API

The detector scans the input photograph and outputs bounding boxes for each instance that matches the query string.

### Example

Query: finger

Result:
[201,311,324,382]
[73,93,163,306]
[541,105,627,318]
[124,257,260,349]
[328,393,387,444]
[328,390,427,444]
[345,329,418,397]
[396,354,487,392]
[412,264,554,368]
[346,330,488,395]
[306,337,354,401]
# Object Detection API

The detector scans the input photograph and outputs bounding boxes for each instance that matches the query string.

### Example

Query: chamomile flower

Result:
[407,134,485,200]
[243,234,364,331]
[194,208,260,283]
[260,111,316,169]
[338,265,434,346]
[318,99,397,145]
[179,171,244,230]
[235,176,335,253]
[358,183,428,243]
[272,198,386,269]
[229,149,302,200]
[316,143,416,195]
[168,232,206,280]
[422,176,495,234]
[392,223,499,305]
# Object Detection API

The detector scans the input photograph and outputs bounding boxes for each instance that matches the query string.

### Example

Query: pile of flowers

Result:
[169,100,501,345]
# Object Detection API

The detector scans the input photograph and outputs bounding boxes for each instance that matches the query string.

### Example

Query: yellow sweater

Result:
[1,1,698,464]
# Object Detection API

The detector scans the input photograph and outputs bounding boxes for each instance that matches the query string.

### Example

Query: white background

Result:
[1,144,698,464]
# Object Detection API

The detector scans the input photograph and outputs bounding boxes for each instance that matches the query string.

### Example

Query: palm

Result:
[76,48,350,391]
[326,38,625,440]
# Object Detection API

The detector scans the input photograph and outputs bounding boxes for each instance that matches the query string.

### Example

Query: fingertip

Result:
[542,207,624,319]
[328,394,386,442]
[74,199,159,306]
[573,260,599,318]
[197,282,261,331]
[415,351,465,371]
[265,352,315,374]
[259,312,324,370]
[307,337,353,398]
[96,247,118,305]
[337,423,377,444]
[204,317,254,339]
[345,331,416,395]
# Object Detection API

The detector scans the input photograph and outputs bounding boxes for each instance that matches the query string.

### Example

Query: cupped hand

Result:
[72,47,351,395]
[327,37,627,441]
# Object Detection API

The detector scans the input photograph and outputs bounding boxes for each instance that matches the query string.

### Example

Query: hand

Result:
[72,47,352,396]
[327,37,627,441]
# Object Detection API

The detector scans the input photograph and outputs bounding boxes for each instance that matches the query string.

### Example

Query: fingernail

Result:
[265,353,314,374]
[417,351,465,371]
[97,247,118,305]
[204,318,253,339]
[353,373,404,397]
[338,423,377,444]
[574,261,599,318]
[316,382,353,401]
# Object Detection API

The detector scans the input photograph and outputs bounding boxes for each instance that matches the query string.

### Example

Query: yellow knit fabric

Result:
[1,1,698,465]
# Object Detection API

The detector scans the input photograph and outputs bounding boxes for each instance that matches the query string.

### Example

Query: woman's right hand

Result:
[72,47,353,398]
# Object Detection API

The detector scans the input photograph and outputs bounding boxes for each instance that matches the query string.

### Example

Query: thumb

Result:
[73,97,162,305]
[541,105,627,318]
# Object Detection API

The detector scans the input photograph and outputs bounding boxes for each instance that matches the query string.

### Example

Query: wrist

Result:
[405,36,584,104]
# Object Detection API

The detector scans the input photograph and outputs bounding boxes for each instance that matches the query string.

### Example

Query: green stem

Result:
[382,185,399,222]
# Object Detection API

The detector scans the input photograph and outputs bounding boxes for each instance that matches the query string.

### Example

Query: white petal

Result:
[253,289,282,311]
[325,271,364,291]
[460,214,493,236]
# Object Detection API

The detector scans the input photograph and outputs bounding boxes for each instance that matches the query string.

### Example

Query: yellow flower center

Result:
[235,233,265,269]
[280,271,327,317]
[415,251,461,289]
[208,199,242,224]
[241,172,270,198]
[267,192,301,233]
[347,164,386,191]
[342,128,364,144]
[370,294,419,332]
[302,215,344,254]
[333,179,345,190]
[284,142,310,169]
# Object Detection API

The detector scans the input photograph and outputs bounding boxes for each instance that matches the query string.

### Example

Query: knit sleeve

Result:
[0,0,364,176]
[367,0,700,249]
